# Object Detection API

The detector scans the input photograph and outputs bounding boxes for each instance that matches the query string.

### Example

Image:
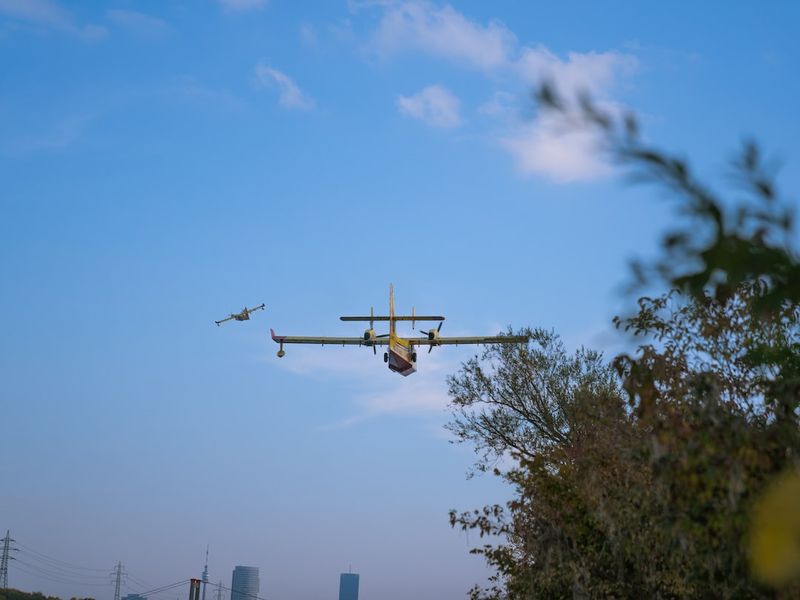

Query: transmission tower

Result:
[112,561,125,600]
[214,581,224,600]
[201,546,209,600]
[0,530,16,589]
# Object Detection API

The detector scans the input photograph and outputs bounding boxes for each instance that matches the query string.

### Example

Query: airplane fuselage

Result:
[388,334,416,376]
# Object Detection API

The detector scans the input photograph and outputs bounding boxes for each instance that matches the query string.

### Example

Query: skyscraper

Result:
[230,566,259,600]
[338,573,359,600]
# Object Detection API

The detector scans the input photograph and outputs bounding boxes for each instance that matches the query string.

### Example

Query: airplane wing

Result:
[248,304,266,312]
[215,315,235,326]
[340,315,444,322]
[271,329,389,346]
[407,334,529,346]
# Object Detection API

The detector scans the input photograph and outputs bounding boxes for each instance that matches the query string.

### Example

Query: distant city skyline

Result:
[0,534,359,600]
[338,573,359,600]
[230,567,258,600]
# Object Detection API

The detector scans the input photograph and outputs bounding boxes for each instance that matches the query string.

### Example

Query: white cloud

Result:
[500,47,635,181]
[218,0,266,13]
[355,368,451,416]
[5,115,92,155]
[299,23,317,47]
[500,114,612,183]
[366,1,637,183]
[0,0,106,40]
[0,0,69,28]
[397,84,461,128]
[477,91,517,119]
[269,345,376,379]
[266,342,474,428]
[516,46,637,97]
[107,9,168,37]
[372,1,515,72]
[168,77,243,111]
[253,64,315,110]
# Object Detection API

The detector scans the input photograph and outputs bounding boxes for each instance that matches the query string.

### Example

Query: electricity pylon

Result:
[112,561,125,600]
[0,531,15,589]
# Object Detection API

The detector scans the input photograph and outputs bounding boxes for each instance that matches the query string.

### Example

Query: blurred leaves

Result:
[750,468,800,587]
[449,85,800,598]
[538,82,799,314]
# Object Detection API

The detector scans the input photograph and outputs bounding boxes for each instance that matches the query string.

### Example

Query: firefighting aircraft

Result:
[215,303,265,326]
[270,286,528,376]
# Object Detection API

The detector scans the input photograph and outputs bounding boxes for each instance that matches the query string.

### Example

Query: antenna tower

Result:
[201,546,209,600]
[1,530,16,589]
[112,561,125,600]
[214,581,224,600]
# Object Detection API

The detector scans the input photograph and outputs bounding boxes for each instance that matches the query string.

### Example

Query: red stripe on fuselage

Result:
[388,346,416,377]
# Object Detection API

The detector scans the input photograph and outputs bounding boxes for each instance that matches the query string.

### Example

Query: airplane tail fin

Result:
[389,284,395,336]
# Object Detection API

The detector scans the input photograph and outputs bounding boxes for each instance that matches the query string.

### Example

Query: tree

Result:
[448,87,800,598]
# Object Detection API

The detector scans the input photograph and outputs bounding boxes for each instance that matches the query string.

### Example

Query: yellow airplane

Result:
[215,303,265,326]
[270,285,528,376]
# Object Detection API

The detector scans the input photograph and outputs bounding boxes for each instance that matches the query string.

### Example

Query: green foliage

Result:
[447,328,623,471]
[449,87,800,598]
[0,589,93,600]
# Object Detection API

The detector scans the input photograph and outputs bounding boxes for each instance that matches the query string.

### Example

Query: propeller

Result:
[372,331,390,355]
[418,321,444,337]
[419,321,444,353]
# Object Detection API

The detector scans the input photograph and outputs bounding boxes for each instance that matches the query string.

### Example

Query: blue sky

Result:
[1,1,799,599]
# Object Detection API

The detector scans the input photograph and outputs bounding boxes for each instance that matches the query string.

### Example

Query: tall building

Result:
[230,566,259,600]
[122,595,146,600]
[338,573,359,600]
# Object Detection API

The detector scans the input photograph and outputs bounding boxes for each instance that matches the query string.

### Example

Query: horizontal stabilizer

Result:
[340,315,445,322]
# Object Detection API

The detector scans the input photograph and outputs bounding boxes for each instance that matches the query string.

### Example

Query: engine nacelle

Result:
[364,328,377,342]
[426,328,439,341]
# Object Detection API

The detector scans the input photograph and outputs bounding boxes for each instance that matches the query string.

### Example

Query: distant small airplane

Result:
[215,303,265,326]
[271,286,528,376]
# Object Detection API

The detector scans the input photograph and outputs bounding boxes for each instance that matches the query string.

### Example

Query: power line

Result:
[216,582,269,600]
[123,581,174,600]
[123,579,191,600]
[126,572,157,590]
[5,537,195,600]
[14,542,109,572]
[11,562,112,588]
[14,551,110,581]
[9,541,137,597]
[15,559,108,582]
[4,537,115,591]
[133,579,192,597]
